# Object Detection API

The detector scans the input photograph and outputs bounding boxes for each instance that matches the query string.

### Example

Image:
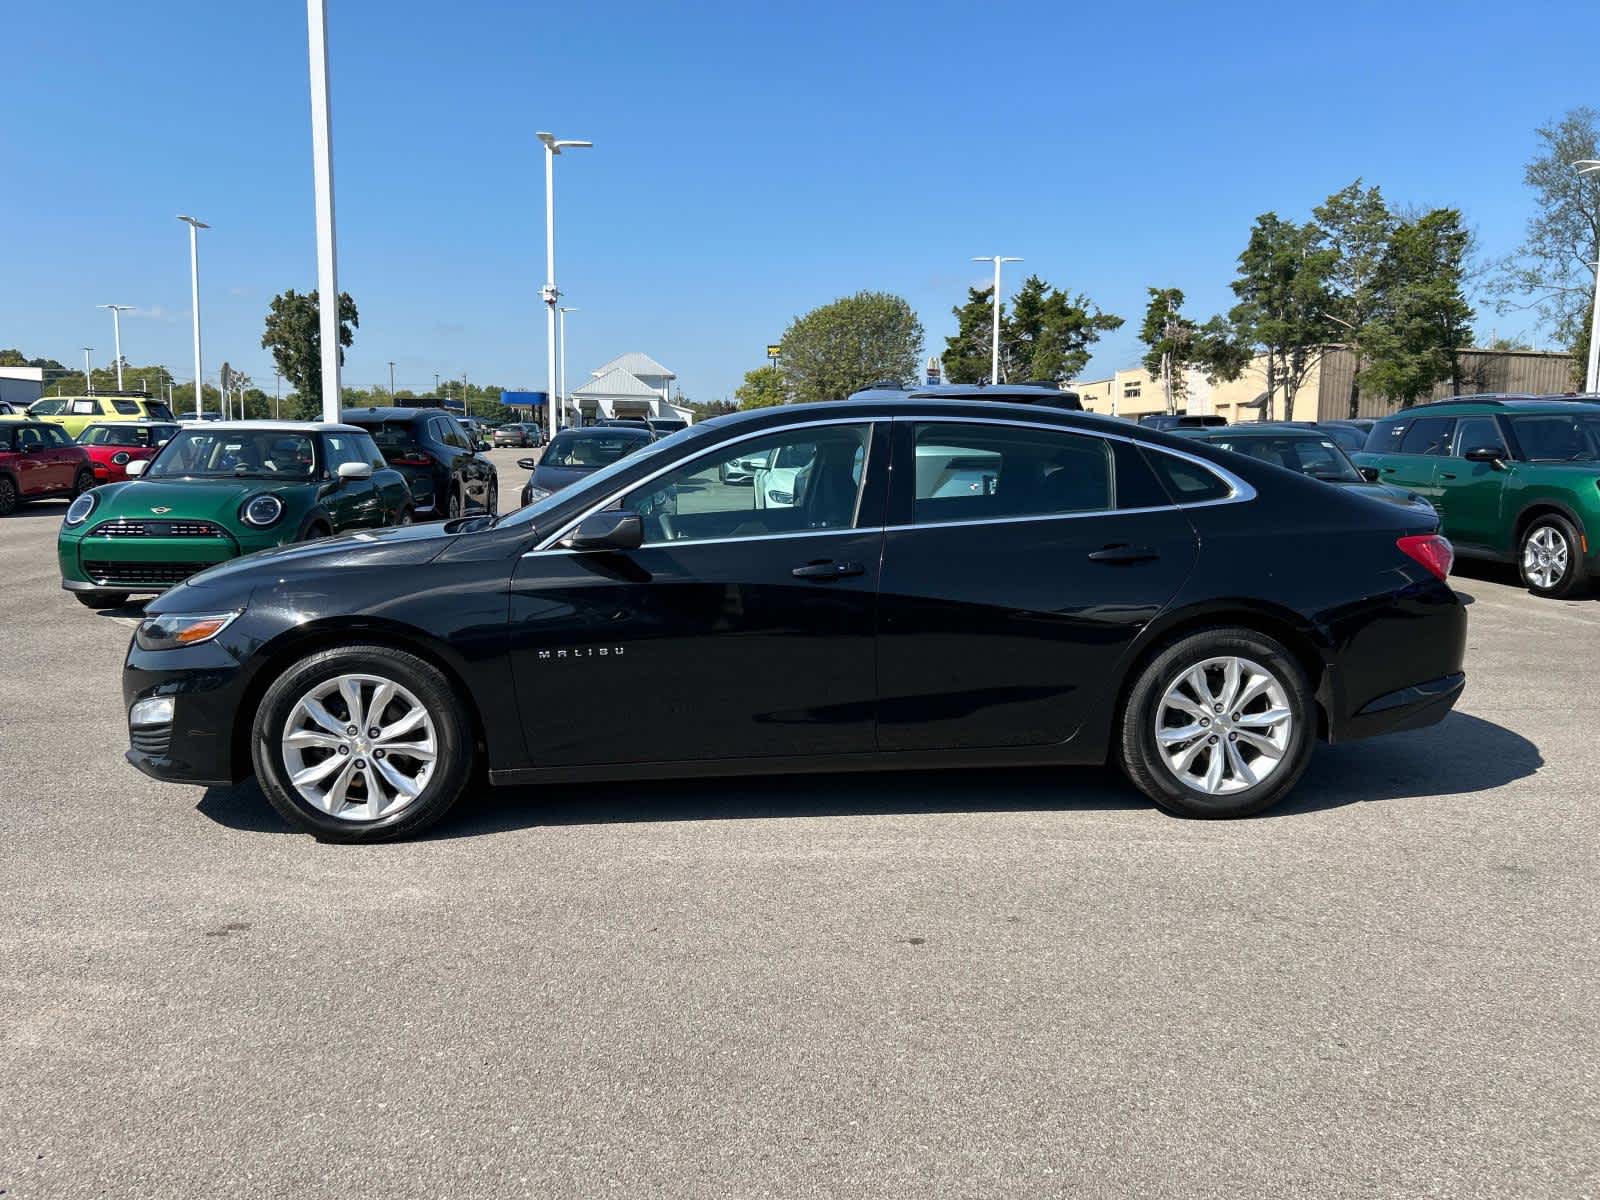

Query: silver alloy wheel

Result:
[1154,656,1293,796]
[280,673,438,822]
[1522,525,1568,591]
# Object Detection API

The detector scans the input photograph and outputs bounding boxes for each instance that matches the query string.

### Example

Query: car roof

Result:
[1392,394,1600,415]
[340,406,455,422]
[556,425,652,439]
[176,420,365,433]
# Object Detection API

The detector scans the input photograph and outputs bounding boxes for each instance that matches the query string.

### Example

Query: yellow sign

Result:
[766,345,781,358]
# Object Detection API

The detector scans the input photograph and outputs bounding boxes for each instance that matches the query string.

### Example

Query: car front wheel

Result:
[251,645,473,841]
[1118,628,1315,818]
[1519,515,1588,598]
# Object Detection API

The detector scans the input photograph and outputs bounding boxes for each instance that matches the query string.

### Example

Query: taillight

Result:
[1397,534,1453,581]
[389,453,433,467]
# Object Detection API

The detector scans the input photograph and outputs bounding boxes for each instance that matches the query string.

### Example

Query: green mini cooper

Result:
[59,422,413,608]
[1352,397,1600,598]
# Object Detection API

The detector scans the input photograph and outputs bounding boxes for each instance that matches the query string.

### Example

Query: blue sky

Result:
[4,0,1596,401]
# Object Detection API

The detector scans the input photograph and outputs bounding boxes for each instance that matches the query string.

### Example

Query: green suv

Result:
[1353,397,1600,598]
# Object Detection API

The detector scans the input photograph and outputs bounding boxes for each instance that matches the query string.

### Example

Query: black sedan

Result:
[122,398,1466,841]
[518,425,653,506]
[1176,423,1434,511]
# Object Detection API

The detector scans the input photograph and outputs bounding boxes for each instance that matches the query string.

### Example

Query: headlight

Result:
[135,611,240,651]
[112,451,131,465]
[64,491,96,526]
[525,486,553,502]
[240,494,285,527]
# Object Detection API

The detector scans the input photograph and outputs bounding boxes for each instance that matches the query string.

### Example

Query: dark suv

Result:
[340,406,498,520]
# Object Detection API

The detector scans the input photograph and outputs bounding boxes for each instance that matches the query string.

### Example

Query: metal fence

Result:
[1314,348,1578,420]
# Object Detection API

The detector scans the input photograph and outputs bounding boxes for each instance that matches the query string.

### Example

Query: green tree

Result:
[1315,180,1396,417]
[1138,289,1250,412]
[734,365,787,409]
[1362,208,1476,406]
[260,289,359,406]
[1491,107,1600,384]
[942,276,1121,384]
[778,291,923,404]
[1229,213,1338,420]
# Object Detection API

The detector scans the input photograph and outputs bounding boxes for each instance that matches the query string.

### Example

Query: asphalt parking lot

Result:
[2,460,1597,1199]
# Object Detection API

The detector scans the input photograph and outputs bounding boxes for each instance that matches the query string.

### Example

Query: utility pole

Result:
[177,215,209,418]
[274,370,282,419]
[306,0,343,422]
[388,360,396,399]
[971,255,1021,384]
[538,131,593,441]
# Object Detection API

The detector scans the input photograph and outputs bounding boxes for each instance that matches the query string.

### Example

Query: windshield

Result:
[1209,435,1362,482]
[1509,413,1600,463]
[146,429,319,480]
[80,423,179,447]
[542,430,649,469]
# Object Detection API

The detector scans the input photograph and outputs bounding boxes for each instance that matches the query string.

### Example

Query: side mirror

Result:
[516,457,539,471]
[337,461,373,481]
[566,510,643,552]
[125,459,149,478]
[1358,466,1380,482]
[1464,446,1505,467]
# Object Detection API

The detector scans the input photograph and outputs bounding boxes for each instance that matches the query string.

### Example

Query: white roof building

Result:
[570,353,692,424]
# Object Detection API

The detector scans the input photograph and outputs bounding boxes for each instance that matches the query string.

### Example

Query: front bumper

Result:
[122,636,253,786]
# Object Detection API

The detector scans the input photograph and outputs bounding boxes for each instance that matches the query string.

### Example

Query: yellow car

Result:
[29,395,178,439]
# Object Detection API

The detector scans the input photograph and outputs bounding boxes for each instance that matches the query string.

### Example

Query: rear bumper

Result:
[1334,671,1465,742]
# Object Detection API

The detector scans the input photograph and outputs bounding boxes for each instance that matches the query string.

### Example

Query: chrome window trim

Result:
[535,526,871,556]
[527,417,881,555]
[522,412,1253,557]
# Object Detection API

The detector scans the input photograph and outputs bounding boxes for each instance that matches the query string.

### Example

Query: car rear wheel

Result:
[73,590,130,609]
[0,476,16,515]
[1118,628,1314,818]
[1518,515,1588,598]
[251,645,473,841]
[447,490,461,519]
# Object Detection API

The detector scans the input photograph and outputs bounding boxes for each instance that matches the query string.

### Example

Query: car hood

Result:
[93,477,307,524]
[151,520,458,611]
[530,463,600,492]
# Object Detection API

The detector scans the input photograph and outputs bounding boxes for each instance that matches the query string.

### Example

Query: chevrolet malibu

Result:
[122,399,1467,841]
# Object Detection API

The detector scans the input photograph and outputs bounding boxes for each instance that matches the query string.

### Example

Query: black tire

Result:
[447,489,462,519]
[303,521,332,541]
[0,475,18,516]
[250,644,474,842]
[396,506,414,526]
[1118,627,1315,819]
[486,476,499,517]
[72,469,96,498]
[73,590,130,608]
[1517,513,1589,599]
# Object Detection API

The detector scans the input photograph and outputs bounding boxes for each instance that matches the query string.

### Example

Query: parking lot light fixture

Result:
[1573,161,1600,394]
[972,256,1022,385]
[306,0,343,423]
[98,305,133,389]
[177,215,209,419]
[537,131,592,441]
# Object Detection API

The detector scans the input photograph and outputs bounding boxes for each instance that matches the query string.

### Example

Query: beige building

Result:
[1072,347,1576,423]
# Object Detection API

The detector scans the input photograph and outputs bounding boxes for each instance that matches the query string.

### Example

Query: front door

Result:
[13,425,54,496]
[1366,414,1454,511]
[320,432,381,529]
[875,420,1201,753]
[509,420,887,767]
[1440,415,1512,551]
[38,424,80,491]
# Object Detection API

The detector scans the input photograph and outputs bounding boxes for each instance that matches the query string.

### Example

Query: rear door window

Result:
[68,399,102,416]
[909,423,1111,525]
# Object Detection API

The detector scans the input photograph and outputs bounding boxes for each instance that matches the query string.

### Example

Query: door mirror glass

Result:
[125,459,149,478]
[337,461,373,481]
[567,510,643,551]
[516,457,539,470]
[1358,466,1380,482]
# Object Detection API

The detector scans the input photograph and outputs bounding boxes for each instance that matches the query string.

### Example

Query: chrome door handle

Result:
[1087,544,1159,565]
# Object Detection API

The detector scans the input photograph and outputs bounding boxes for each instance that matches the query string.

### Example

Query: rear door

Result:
[1364,414,1453,510]
[874,419,1200,752]
[509,419,887,767]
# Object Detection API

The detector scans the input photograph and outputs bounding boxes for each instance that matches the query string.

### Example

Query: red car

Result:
[77,421,182,483]
[0,419,95,515]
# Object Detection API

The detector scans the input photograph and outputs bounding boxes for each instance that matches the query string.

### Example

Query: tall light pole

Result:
[82,348,95,391]
[1573,161,1600,393]
[537,131,592,441]
[388,360,396,399]
[971,255,1021,385]
[177,215,208,418]
[433,372,440,397]
[274,369,282,419]
[98,304,133,390]
[559,305,578,426]
[306,0,343,422]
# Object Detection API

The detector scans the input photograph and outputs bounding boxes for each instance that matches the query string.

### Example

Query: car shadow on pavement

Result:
[1450,557,1600,603]
[194,712,1539,840]
[4,504,74,520]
